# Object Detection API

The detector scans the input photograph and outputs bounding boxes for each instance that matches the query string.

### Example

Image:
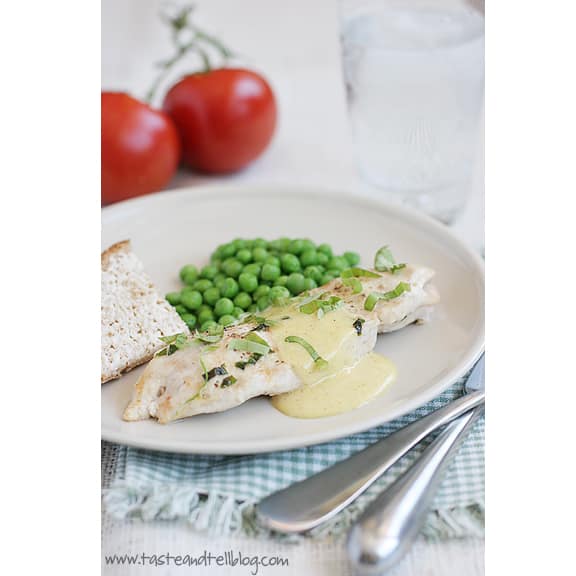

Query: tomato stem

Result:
[146,4,234,105]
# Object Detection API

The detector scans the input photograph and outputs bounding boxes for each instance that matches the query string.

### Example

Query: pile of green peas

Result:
[165,238,361,332]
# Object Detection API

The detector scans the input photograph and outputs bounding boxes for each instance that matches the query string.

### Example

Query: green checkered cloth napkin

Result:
[103,375,484,541]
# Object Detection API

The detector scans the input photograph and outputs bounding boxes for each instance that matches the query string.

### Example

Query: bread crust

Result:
[101,240,188,384]
[101,239,131,269]
[101,355,152,384]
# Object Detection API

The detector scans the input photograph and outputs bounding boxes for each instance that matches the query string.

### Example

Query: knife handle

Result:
[347,406,484,575]
[256,389,484,533]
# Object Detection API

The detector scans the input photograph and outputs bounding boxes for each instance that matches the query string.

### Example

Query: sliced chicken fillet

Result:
[123,264,438,423]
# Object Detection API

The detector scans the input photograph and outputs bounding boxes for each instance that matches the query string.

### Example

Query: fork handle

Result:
[347,405,484,574]
[256,389,484,533]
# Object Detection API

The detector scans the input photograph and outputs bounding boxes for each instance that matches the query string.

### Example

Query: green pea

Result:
[193,279,213,293]
[267,239,283,252]
[221,277,240,299]
[247,303,258,313]
[214,276,227,290]
[288,239,305,255]
[179,264,199,284]
[232,306,244,318]
[301,239,316,251]
[252,247,268,262]
[316,252,329,266]
[210,251,221,264]
[234,292,252,309]
[213,244,226,258]
[165,292,181,306]
[197,307,215,325]
[214,297,235,317]
[286,272,306,295]
[181,313,197,329]
[253,284,271,299]
[221,259,243,278]
[238,272,258,293]
[203,286,221,306]
[183,270,200,286]
[344,251,361,266]
[321,273,335,285]
[317,243,333,257]
[181,290,203,310]
[244,239,255,249]
[253,238,268,249]
[236,249,252,264]
[326,268,341,278]
[270,285,291,301]
[300,249,318,267]
[303,277,317,291]
[261,264,281,282]
[281,253,301,273]
[264,255,281,268]
[200,264,219,279]
[328,256,349,271]
[275,275,288,286]
[218,314,236,327]
[277,237,291,252]
[175,304,188,316]
[243,263,261,277]
[200,320,218,332]
[232,238,248,251]
[257,295,271,311]
[220,243,236,258]
[304,266,323,284]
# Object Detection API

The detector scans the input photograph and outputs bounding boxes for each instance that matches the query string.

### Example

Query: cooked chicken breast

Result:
[123,265,438,423]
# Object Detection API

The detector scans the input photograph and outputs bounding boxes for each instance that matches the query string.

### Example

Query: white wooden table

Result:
[102,1,484,573]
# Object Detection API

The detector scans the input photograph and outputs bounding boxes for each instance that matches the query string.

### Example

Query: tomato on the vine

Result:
[163,68,277,174]
[101,92,181,205]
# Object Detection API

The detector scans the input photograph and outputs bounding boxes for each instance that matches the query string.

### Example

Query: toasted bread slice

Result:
[101,240,188,383]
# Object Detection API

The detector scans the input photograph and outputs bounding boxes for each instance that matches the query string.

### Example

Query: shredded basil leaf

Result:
[156,332,192,356]
[343,277,363,294]
[341,267,381,279]
[284,336,328,369]
[374,246,406,273]
[228,337,270,356]
[195,323,224,344]
[199,356,209,382]
[183,381,207,404]
[245,333,270,347]
[299,295,342,315]
[184,357,208,404]
[297,291,324,307]
[353,318,365,336]
[221,375,237,388]
[235,353,262,370]
[364,282,411,311]
[205,365,228,381]
[242,315,278,328]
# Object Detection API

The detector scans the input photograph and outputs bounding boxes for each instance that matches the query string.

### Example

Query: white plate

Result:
[102,186,484,454]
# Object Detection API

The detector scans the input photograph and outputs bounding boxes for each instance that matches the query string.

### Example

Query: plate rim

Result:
[102,184,484,454]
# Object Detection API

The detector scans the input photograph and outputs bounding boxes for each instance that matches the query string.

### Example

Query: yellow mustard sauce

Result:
[266,303,396,418]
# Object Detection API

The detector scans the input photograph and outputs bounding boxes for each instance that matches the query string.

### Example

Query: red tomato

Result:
[101,92,181,205]
[163,68,277,173]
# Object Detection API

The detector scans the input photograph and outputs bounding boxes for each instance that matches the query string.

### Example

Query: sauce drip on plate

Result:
[266,303,396,418]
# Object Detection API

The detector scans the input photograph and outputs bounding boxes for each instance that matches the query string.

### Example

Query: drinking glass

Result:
[341,0,484,222]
